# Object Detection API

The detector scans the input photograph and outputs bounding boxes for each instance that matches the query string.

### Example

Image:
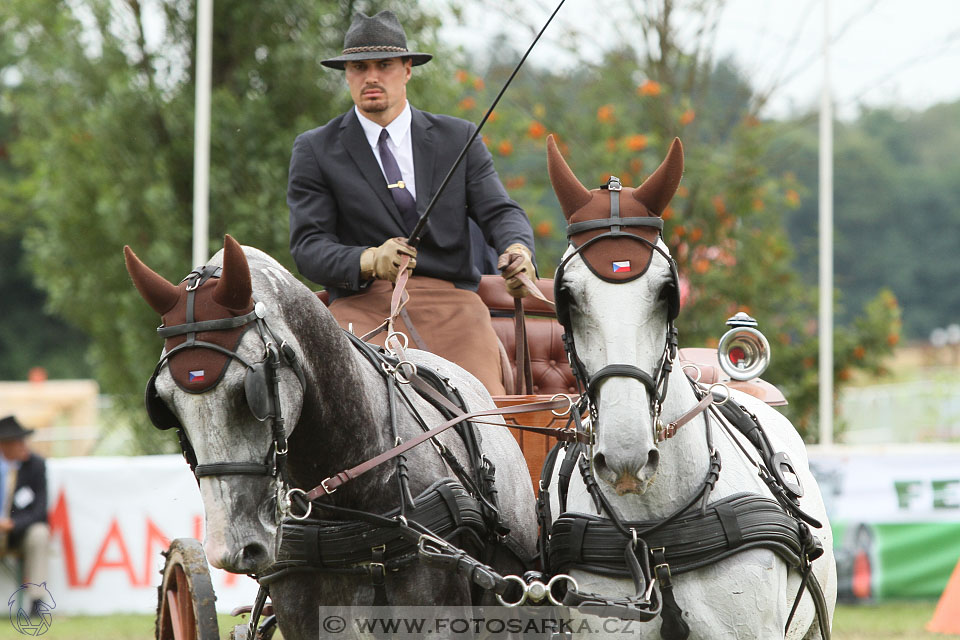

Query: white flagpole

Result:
[818,0,834,446]
[192,0,213,267]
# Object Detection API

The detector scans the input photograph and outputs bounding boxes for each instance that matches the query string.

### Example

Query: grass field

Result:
[27,602,960,639]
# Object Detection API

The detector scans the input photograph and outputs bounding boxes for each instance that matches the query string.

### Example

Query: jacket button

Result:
[549,360,556,366]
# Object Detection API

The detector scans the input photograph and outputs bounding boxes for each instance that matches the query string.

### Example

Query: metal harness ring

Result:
[681,362,703,383]
[284,488,312,521]
[495,574,529,607]
[550,393,575,417]
[547,573,579,606]
[709,383,731,406]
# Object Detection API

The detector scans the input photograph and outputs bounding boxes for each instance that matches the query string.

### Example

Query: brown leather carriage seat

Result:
[476,275,576,396]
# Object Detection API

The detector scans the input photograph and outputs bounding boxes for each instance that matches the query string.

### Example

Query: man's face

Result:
[0,438,29,462]
[345,57,412,120]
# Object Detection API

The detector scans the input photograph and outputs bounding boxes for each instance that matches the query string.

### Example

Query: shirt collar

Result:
[355,101,412,149]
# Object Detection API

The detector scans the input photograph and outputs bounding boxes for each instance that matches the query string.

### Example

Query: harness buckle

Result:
[320,478,337,495]
[606,175,622,191]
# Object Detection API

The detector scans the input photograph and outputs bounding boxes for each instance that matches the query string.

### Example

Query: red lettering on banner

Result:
[48,488,82,587]
[143,518,171,587]
[84,519,139,587]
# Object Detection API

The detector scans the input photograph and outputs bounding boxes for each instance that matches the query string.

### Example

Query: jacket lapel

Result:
[410,107,435,217]
[340,110,406,231]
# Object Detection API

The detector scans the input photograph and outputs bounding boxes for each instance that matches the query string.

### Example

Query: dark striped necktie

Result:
[378,129,418,232]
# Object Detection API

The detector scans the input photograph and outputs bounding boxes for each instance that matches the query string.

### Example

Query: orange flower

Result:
[487,110,498,123]
[752,198,765,211]
[777,332,792,345]
[497,140,513,156]
[535,220,554,237]
[679,108,695,125]
[455,69,469,83]
[504,176,526,190]
[785,189,800,206]
[597,104,615,123]
[637,80,661,96]
[661,205,674,220]
[693,258,709,274]
[676,185,689,197]
[712,195,727,216]
[803,357,815,369]
[459,96,476,110]
[473,77,485,90]
[688,227,703,243]
[853,345,866,359]
[674,225,686,238]
[887,333,900,346]
[482,134,491,146]
[630,158,644,174]
[838,368,852,381]
[606,138,618,152]
[527,121,546,139]
[625,134,648,151]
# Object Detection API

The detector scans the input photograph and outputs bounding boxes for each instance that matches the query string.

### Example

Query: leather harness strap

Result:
[304,396,578,500]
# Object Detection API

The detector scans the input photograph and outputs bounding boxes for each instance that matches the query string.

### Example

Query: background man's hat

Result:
[321,10,432,70]
[0,415,34,441]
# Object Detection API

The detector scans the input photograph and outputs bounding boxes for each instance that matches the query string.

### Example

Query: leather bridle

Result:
[554,176,681,444]
[146,264,305,490]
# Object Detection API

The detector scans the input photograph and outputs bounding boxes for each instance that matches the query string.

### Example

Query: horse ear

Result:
[633,137,684,216]
[213,234,252,310]
[124,246,180,315]
[547,134,592,220]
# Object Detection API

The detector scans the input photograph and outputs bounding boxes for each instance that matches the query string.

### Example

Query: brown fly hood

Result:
[547,135,684,284]
[124,235,256,395]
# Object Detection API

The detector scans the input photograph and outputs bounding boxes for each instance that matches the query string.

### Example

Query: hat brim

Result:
[321,51,432,70]
[0,427,34,441]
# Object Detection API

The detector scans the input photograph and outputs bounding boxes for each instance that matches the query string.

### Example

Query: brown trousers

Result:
[329,277,505,396]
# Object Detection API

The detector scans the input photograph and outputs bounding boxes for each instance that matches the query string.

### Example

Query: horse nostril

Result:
[593,451,608,472]
[241,542,268,567]
[645,448,660,471]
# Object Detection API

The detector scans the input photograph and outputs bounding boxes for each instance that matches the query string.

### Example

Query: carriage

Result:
[136,136,835,640]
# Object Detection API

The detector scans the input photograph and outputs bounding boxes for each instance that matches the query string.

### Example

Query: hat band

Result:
[342,45,409,54]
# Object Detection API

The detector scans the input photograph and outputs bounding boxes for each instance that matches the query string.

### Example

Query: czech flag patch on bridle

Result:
[189,370,206,382]
[612,260,631,273]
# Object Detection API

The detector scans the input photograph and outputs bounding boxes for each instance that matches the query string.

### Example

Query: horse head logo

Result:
[7,582,55,636]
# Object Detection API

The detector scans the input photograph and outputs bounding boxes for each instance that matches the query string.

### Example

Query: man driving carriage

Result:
[287,10,536,396]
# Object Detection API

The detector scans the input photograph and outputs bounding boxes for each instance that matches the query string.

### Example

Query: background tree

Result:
[0,0,458,451]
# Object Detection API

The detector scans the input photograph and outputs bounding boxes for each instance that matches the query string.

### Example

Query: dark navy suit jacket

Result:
[6,453,47,547]
[288,106,534,301]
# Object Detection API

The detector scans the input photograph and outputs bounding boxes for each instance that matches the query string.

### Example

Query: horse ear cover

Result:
[214,234,253,311]
[124,246,180,315]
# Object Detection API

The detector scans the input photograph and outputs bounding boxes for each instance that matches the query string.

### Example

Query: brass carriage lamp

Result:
[718,312,771,381]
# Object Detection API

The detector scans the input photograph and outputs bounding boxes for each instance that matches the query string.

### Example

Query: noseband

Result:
[145,264,305,484]
[554,176,680,440]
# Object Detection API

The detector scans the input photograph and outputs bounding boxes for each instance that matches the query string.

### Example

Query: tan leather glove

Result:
[497,242,536,298]
[360,237,417,282]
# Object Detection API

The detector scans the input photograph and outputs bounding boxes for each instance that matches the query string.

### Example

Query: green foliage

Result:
[774,102,960,340]
[0,0,456,452]
[451,1,900,438]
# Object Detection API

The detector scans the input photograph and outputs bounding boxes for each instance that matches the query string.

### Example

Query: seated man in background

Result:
[0,415,49,616]
[288,10,536,396]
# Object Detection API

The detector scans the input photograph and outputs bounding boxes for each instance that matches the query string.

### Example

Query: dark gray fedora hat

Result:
[0,415,34,441]
[321,10,432,70]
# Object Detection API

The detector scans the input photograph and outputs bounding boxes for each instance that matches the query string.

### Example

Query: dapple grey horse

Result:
[125,236,537,640]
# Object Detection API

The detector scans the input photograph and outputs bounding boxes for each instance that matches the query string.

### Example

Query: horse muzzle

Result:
[593,448,660,495]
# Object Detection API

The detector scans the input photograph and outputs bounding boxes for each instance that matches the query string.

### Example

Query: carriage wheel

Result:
[156,538,220,640]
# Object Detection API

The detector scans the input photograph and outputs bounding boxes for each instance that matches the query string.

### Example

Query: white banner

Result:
[0,455,258,615]
[808,444,960,523]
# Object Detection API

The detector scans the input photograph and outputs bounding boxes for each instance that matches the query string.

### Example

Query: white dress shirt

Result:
[355,102,417,200]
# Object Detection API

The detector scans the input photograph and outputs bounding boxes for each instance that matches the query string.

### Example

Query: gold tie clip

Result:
[387,181,406,190]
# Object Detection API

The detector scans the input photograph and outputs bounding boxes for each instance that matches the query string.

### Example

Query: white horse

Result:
[125,236,538,640]
[542,135,837,639]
